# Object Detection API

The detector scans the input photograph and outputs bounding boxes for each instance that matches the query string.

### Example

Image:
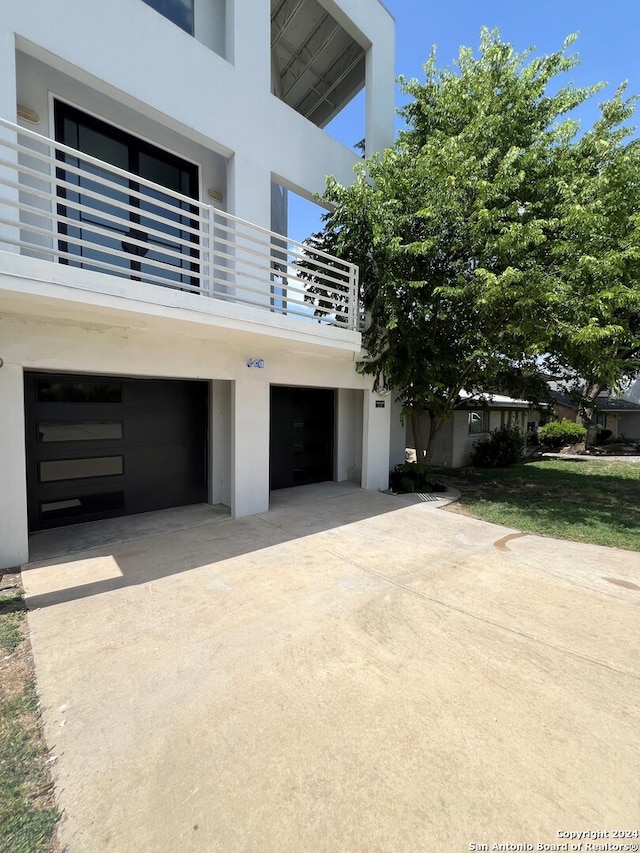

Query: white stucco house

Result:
[0,0,400,568]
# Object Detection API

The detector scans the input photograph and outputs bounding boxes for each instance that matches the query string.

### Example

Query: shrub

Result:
[538,419,587,449]
[470,424,526,468]
[389,462,445,493]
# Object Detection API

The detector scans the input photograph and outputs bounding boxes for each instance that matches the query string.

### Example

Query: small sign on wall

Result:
[375,400,385,408]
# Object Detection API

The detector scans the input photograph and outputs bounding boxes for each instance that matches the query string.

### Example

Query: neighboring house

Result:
[550,389,640,440]
[0,0,399,568]
[407,393,549,468]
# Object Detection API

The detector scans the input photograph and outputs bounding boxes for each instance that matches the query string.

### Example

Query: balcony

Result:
[0,118,359,332]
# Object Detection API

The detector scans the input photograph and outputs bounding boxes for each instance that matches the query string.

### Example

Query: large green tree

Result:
[308,29,640,458]
[544,88,640,428]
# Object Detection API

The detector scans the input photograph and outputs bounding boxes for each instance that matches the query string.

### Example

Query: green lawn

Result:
[437,458,640,552]
[0,588,59,853]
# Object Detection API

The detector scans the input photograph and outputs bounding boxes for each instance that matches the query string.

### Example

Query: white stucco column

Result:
[361,388,391,490]
[227,0,273,227]
[226,153,272,306]
[232,0,270,88]
[365,33,395,155]
[0,362,29,568]
[227,152,272,228]
[231,378,270,518]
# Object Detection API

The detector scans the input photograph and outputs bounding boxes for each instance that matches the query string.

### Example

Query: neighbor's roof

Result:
[456,391,549,411]
[550,390,640,413]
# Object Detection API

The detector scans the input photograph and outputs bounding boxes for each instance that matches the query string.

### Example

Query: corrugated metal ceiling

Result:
[271,0,366,127]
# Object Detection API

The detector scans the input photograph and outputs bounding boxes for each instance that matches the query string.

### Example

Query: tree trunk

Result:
[425,413,444,462]
[410,405,426,463]
[578,382,605,446]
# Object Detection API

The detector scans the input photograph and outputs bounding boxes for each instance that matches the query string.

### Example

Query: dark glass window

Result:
[39,456,124,483]
[38,422,123,442]
[40,492,125,521]
[142,0,194,34]
[37,381,122,404]
[54,102,199,288]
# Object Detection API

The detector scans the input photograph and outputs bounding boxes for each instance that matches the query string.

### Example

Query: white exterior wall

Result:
[361,390,391,490]
[450,413,478,468]
[0,363,29,567]
[232,380,270,517]
[335,388,364,483]
[0,0,395,567]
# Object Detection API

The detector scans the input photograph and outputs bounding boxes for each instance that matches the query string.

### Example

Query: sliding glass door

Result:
[54,101,199,288]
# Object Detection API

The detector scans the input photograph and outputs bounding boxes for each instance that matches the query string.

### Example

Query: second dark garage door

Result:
[25,373,208,531]
[270,386,334,490]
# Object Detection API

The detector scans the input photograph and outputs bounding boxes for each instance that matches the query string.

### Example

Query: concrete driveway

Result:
[23,486,640,853]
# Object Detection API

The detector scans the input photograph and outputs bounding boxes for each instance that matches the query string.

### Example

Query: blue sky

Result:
[288,0,640,242]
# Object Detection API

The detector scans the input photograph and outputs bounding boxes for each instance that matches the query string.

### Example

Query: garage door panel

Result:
[35,421,125,444]
[122,478,205,515]
[25,373,208,531]
[120,415,199,447]
[270,386,334,490]
[120,445,198,481]
[122,381,197,407]
[39,491,127,526]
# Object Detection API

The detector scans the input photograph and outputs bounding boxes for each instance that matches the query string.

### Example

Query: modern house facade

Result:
[0,0,398,568]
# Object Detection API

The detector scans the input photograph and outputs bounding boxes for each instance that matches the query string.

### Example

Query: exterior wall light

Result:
[17,104,40,124]
[207,188,223,202]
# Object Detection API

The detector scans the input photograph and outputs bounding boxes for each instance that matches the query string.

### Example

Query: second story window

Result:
[54,101,199,289]
[142,0,194,35]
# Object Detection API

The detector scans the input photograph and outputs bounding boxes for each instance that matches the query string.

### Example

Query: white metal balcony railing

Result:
[0,118,359,330]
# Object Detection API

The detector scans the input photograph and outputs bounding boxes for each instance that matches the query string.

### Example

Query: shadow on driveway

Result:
[23,485,453,610]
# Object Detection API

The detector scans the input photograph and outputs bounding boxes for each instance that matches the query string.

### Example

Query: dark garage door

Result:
[25,373,208,531]
[270,386,334,490]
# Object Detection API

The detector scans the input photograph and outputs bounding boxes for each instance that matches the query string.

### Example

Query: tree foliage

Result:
[306,29,640,458]
[543,88,640,424]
